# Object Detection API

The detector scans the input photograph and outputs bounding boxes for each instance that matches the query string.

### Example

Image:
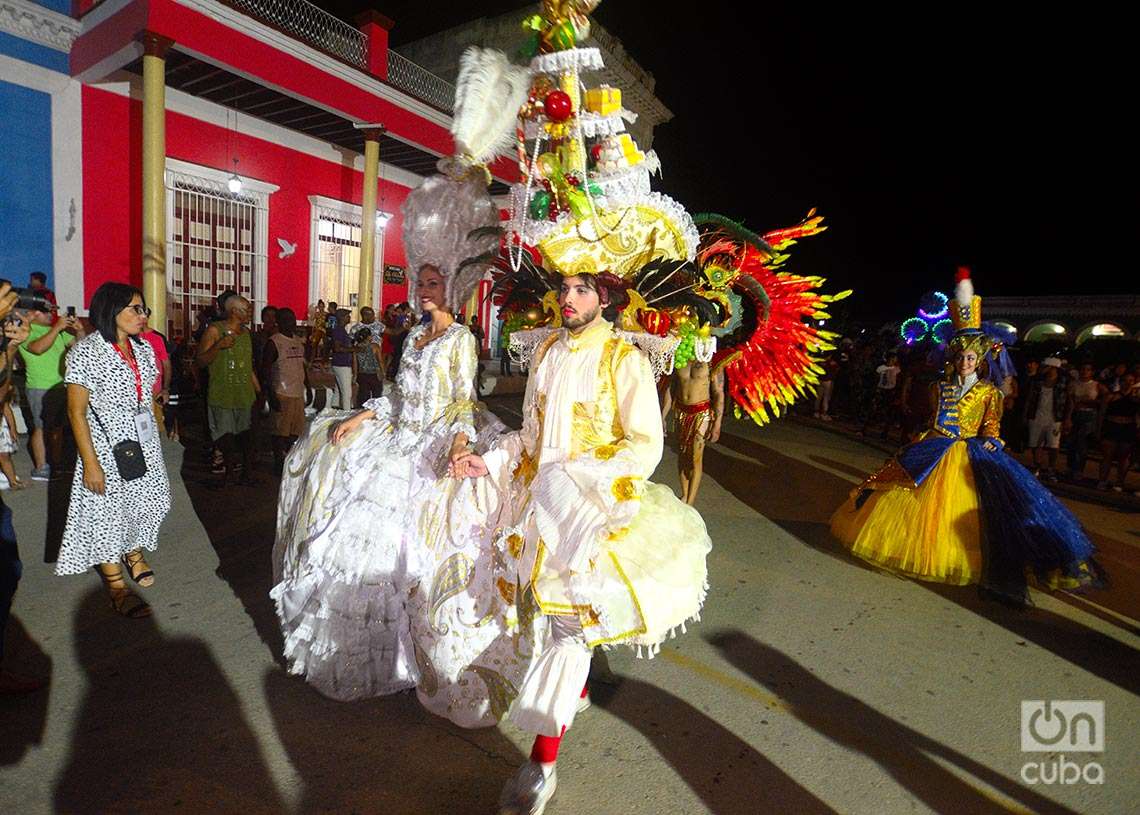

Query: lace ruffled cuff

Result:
[441,399,477,444]
[362,396,393,420]
[563,448,645,543]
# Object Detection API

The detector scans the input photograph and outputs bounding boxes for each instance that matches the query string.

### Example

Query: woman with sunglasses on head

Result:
[58,283,171,618]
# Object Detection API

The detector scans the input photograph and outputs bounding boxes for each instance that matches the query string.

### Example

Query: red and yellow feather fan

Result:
[698,210,852,426]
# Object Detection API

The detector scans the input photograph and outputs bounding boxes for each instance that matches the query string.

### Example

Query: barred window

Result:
[164,159,276,340]
[307,195,384,315]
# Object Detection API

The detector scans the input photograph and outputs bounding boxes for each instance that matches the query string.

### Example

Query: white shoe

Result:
[577,693,591,714]
[498,761,557,815]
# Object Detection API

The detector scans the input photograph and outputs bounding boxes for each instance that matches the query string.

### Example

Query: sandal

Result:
[97,567,152,619]
[121,551,156,588]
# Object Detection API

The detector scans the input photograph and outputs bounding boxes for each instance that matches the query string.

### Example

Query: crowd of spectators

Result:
[809,336,1140,496]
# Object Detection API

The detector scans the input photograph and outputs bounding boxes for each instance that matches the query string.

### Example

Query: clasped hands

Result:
[329,415,487,478]
[448,434,487,479]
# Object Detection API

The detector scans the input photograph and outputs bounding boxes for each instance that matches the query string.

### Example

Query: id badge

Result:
[134,408,156,445]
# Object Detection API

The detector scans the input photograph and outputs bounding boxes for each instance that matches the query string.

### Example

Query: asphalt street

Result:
[1,404,1137,814]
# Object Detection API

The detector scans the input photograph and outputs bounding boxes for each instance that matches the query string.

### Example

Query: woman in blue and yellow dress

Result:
[831,272,1102,604]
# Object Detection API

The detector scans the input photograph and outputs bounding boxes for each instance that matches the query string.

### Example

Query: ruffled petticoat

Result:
[272,405,423,701]
[272,401,536,725]
[504,480,712,736]
[830,436,1103,602]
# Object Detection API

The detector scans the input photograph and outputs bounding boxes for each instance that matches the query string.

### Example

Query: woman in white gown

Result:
[271,265,534,726]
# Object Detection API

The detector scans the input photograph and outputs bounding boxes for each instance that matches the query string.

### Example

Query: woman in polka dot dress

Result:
[60,283,171,618]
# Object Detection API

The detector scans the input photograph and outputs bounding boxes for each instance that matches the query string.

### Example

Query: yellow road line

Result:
[659,648,1040,815]
[658,648,786,711]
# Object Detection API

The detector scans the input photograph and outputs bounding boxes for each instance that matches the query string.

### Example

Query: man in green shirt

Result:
[17,306,83,480]
[196,295,260,486]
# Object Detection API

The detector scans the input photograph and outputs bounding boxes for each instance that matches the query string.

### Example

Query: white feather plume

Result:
[451,47,531,165]
[955,275,974,309]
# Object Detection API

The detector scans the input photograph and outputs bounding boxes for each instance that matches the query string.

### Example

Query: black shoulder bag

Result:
[89,406,148,482]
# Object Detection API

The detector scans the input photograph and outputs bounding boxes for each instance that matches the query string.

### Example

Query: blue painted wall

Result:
[0,30,69,73]
[29,0,73,15]
[0,81,54,288]
[26,0,72,12]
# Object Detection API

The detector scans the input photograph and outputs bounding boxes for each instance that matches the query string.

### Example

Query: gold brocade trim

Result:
[496,577,516,604]
[594,444,619,461]
[530,540,591,617]
[611,475,642,502]
[440,399,476,424]
[862,458,917,491]
[538,204,690,279]
[513,448,539,487]
[506,533,525,559]
[584,552,649,647]
[570,337,628,458]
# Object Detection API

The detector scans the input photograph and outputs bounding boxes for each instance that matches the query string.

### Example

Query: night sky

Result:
[321,2,1130,322]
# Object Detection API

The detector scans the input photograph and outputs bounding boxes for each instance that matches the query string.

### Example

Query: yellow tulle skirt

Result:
[830,441,982,585]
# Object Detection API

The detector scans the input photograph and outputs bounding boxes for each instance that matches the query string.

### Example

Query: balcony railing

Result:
[222,0,369,69]
[218,0,455,112]
[387,51,455,112]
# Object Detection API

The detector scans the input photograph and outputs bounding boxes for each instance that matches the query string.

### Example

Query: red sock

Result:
[530,728,564,763]
[530,684,588,764]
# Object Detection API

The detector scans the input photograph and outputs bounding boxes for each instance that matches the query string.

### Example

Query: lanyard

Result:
[113,343,144,405]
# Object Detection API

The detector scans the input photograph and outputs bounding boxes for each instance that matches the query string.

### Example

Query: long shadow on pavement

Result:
[705,433,1140,696]
[0,616,52,766]
[179,429,285,663]
[708,629,1081,815]
[263,669,527,814]
[53,588,286,814]
[590,674,836,814]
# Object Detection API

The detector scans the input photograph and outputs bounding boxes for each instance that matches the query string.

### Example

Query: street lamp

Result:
[376,210,393,228]
[227,158,243,194]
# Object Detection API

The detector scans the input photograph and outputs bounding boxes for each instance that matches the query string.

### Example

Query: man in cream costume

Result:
[452,273,711,814]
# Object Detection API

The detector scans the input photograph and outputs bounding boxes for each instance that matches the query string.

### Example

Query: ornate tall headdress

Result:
[947,267,991,359]
[444,2,854,415]
[401,48,531,312]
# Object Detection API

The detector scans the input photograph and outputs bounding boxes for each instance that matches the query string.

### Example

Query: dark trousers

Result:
[355,373,383,407]
[1,502,20,663]
[1068,409,1098,477]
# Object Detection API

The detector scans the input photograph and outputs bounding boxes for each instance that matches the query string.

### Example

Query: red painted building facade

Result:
[18,0,514,344]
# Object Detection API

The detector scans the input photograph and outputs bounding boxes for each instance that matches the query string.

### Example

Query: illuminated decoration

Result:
[460,2,851,421]
[227,158,243,194]
[898,289,962,348]
[931,318,955,345]
[1091,323,1125,337]
[918,290,949,320]
[900,317,929,345]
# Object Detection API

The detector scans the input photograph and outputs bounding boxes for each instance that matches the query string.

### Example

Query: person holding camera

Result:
[59,283,171,619]
[0,281,48,692]
[17,301,84,481]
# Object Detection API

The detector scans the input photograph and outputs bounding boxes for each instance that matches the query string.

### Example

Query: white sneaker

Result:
[498,762,557,815]
[577,693,591,714]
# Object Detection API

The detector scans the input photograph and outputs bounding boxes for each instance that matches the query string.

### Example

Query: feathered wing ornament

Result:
[700,210,853,426]
[450,47,532,169]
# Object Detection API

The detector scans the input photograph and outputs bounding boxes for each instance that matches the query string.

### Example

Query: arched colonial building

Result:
[984,296,1140,346]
